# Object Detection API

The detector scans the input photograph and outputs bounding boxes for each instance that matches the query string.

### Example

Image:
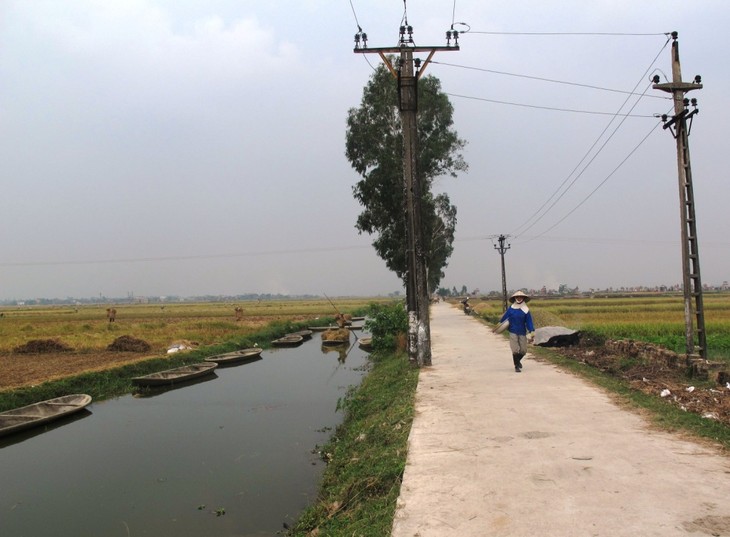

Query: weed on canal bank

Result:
[287,349,418,536]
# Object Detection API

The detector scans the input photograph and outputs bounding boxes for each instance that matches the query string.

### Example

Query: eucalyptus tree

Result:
[346,62,467,293]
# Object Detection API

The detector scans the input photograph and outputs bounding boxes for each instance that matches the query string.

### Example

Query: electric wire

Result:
[511,82,659,239]
[0,244,374,268]
[516,117,664,245]
[444,93,655,116]
[435,234,729,247]
[432,61,669,99]
[509,36,671,238]
[464,31,669,36]
[8,231,726,269]
[348,0,362,32]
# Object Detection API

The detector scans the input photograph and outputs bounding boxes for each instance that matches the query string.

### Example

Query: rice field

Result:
[470,293,730,361]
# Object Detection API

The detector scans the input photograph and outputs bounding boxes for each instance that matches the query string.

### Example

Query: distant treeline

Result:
[0,293,324,307]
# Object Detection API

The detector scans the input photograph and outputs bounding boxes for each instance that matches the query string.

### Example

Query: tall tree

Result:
[346,62,467,291]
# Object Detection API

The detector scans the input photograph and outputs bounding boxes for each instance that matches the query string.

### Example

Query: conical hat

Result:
[509,290,531,303]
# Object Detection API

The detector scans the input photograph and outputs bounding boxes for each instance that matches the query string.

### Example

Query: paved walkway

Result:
[391,301,730,537]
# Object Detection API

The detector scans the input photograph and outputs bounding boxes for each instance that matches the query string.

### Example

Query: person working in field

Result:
[499,291,535,373]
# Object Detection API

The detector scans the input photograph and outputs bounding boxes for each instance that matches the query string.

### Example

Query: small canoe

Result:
[204,348,263,365]
[358,337,373,351]
[272,335,304,347]
[0,394,92,438]
[287,330,313,341]
[132,362,217,387]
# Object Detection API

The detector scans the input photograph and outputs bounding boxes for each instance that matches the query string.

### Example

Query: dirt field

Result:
[0,350,163,391]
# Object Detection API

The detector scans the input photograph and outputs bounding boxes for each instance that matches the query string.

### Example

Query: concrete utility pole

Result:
[354,24,459,366]
[653,31,706,362]
[494,235,511,312]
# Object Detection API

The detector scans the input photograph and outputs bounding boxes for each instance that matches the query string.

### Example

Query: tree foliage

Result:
[345,62,467,291]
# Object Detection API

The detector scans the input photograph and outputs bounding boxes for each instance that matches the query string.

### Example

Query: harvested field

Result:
[0,298,388,392]
[0,350,159,390]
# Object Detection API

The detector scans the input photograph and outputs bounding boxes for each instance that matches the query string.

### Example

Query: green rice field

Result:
[471,293,730,362]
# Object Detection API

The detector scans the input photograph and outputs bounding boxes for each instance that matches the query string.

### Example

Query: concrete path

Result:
[391,302,730,537]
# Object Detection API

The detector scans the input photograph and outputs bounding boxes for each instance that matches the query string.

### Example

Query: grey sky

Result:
[1,0,728,300]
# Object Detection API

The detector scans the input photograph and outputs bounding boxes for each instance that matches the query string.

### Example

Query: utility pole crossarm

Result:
[354,45,459,54]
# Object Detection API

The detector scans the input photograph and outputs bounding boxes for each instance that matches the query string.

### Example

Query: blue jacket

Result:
[500,306,534,336]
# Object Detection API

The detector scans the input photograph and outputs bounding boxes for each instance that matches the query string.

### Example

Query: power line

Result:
[509,37,671,237]
[0,244,374,268]
[519,118,664,243]
[348,0,362,31]
[463,31,669,36]
[511,88,662,239]
[432,61,669,99]
[444,92,656,116]
[456,234,730,247]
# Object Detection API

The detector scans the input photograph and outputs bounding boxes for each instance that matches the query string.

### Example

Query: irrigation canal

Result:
[1,332,371,537]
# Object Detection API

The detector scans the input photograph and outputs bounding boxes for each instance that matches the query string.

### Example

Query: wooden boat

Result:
[131,362,217,387]
[287,329,313,340]
[0,394,92,438]
[321,328,350,346]
[272,334,304,347]
[204,347,263,365]
[358,337,373,351]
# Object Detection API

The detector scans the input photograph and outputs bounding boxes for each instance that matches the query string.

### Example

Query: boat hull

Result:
[272,335,304,347]
[0,394,92,438]
[204,348,263,365]
[132,362,218,387]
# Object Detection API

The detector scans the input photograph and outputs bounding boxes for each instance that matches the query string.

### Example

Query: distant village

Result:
[3,282,729,307]
[438,281,730,299]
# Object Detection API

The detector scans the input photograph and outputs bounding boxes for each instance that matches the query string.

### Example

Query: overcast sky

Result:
[1,0,728,300]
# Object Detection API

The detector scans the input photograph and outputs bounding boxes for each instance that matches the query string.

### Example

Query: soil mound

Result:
[107,335,152,352]
[555,339,730,426]
[14,338,74,354]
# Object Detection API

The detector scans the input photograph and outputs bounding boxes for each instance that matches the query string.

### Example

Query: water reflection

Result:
[0,335,370,537]
[133,373,220,398]
[210,355,263,369]
[0,409,93,449]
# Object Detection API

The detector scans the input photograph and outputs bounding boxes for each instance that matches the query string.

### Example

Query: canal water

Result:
[0,334,370,537]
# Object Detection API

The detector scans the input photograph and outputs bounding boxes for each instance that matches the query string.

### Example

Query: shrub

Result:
[365,302,408,351]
